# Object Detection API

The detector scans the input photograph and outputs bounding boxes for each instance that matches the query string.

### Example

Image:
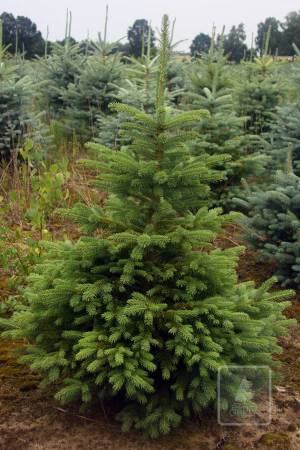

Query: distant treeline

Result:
[1,10,300,61]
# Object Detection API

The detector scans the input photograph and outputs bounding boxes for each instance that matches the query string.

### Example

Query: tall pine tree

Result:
[1,16,294,437]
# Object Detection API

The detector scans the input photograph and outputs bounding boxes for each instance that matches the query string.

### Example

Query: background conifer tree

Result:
[228,27,286,201]
[235,159,300,287]
[235,28,284,137]
[64,8,123,142]
[1,15,294,438]
[0,20,52,160]
[39,11,84,119]
[116,24,159,112]
[95,25,157,148]
[184,33,264,203]
[270,45,300,174]
[96,20,182,148]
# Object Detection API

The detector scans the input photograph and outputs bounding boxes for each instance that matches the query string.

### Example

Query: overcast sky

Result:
[1,0,300,51]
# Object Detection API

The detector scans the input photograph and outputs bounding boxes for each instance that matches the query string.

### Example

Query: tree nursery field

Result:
[1,7,300,450]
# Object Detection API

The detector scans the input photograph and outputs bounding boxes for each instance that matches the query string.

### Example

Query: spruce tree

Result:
[271,103,300,175]
[95,24,158,148]
[270,45,300,174]
[64,8,123,142]
[0,20,52,160]
[96,21,182,148]
[166,58,186,105]
[229,28,286,201]
[184,34,264,203]
[235,29,283,137]
[235,157,300,288]
[39,11,84,119]
[64,42,122,142]
[118,23,159,112]
[0,19,23,158]
[118,21,183,112]
[1,16,294,437]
